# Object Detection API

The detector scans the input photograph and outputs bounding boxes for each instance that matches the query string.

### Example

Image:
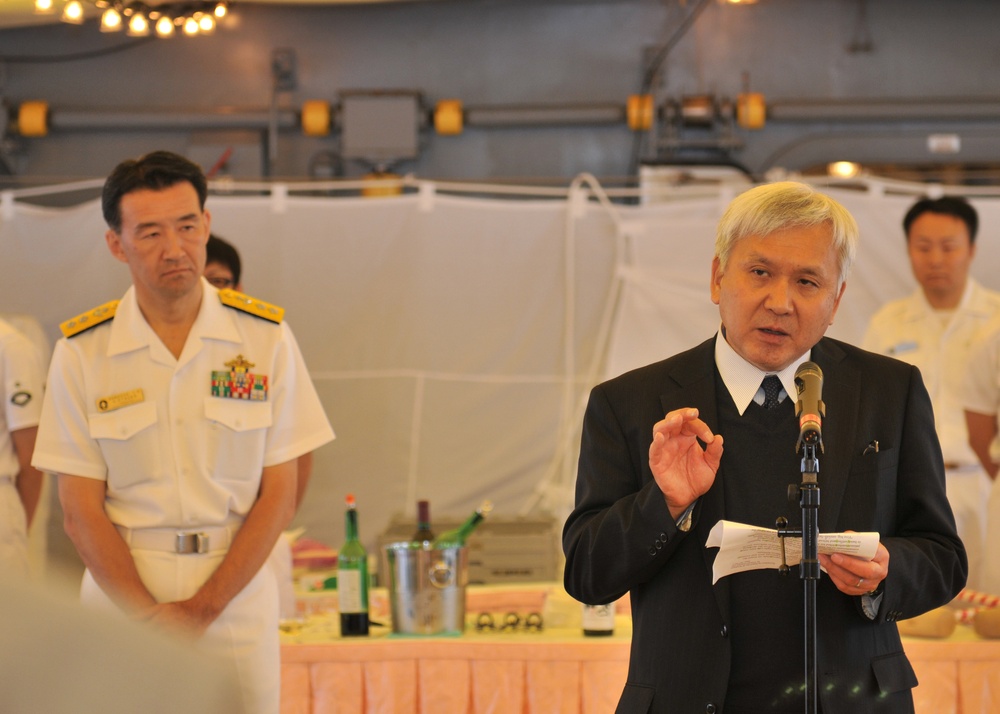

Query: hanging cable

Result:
[627,0,715,184]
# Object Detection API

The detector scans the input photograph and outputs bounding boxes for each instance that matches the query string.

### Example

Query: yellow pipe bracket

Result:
[626,94,654,132]
[301,100,332,137]
[434,99,464,136]
[18,101,50,137]
[736,92,766,130]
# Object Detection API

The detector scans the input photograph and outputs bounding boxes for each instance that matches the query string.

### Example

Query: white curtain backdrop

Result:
[4,177,1000,564]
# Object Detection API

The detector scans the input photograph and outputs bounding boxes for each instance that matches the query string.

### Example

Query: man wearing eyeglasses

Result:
[204,234,242,291]
[202,234,315,514]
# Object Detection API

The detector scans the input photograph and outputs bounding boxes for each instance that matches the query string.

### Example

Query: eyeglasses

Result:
[206,276,235,289]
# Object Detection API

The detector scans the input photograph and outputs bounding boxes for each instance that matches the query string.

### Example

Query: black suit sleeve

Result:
[562,379,688,605]
[867,362,968,620]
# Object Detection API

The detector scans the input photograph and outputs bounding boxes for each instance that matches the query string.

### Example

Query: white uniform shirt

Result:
[32,282,334,530]
[0,319,45,482]
[862,279,1000,467]
[963,312,1000,460]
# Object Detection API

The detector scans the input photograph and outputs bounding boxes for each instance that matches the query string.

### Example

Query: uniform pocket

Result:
[89,400,157,440]
[204,397,272,483]
[204,398,272,432]
[87,401,159,488]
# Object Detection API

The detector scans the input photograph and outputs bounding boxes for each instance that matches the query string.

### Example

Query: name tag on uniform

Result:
[97,388,145,413]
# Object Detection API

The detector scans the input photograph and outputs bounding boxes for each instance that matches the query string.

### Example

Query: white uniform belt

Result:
[116,523,237,554]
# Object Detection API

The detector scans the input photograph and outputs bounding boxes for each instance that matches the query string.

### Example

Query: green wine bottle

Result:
[338,494,369,636]
[431,500,493,548]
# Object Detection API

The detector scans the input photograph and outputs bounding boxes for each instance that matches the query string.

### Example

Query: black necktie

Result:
[761,375,782,409]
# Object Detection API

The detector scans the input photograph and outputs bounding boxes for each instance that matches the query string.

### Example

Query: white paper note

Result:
[705,520,880,584]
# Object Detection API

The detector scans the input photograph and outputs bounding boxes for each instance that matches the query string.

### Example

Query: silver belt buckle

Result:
[175,532,209,554]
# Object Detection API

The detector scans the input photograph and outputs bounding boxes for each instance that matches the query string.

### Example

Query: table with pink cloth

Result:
[279,583,1000,714]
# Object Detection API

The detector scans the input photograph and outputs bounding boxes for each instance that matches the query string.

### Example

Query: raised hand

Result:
[648,407,724,520]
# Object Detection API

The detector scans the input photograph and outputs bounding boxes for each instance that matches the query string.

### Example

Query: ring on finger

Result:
[856,577,864,588]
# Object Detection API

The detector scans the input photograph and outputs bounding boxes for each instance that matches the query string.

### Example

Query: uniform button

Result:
[654,539,663,549]
[659,532,668,540]
[720,624,728,637]
[648,546,657,556]
[706,704,717,714]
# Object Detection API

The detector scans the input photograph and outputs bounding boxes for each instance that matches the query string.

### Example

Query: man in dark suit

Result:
[562,181,967,714]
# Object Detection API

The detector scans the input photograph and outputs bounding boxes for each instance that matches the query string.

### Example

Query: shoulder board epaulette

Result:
[60,300,119,338]
[218,289,284,324]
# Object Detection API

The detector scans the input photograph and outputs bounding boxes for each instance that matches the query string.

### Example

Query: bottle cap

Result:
[346,494,356,508]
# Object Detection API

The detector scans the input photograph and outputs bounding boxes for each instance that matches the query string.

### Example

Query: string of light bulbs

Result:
[34,0,229,37]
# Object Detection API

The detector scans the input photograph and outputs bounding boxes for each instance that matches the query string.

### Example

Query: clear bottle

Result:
[582,602,615,637]
[338,494,369,636]
[412,499,435,544]
[431,500,493,548]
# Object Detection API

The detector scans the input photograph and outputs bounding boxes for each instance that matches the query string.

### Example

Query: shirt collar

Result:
[106,278,242,358]
[714,325,812,415]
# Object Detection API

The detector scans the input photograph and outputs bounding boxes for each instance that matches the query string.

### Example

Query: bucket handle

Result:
[428,560,455,589]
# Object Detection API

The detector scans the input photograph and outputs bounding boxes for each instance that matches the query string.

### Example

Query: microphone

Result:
[794,361,825,452]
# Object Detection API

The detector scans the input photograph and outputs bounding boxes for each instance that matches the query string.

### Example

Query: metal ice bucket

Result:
[384,541,468,635]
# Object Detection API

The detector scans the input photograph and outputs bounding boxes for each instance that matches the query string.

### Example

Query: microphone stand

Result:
[776,440,820,714]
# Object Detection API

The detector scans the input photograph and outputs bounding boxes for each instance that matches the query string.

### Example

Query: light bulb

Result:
[155,15,175,36]
[198,13,215,33]
[100,7,123,31]
[127,11,149,35]
[34,0,55,15]
[61,0,85,24]
[183,16,199,35]
[827,161,862,180]
[213,2,227,18]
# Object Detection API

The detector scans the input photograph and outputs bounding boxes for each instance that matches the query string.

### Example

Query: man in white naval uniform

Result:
[863,195,999,591]
[0,318,46,576]
[32,151,334,714]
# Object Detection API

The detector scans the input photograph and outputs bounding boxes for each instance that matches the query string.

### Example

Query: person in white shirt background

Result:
[960,308,1000,598]
[863,196,999,592]
[0,319,46,577]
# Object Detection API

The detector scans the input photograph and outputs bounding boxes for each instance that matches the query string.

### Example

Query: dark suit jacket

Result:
[562,336,967,714]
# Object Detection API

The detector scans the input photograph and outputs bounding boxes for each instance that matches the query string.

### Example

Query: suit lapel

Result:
[657,337,731,620]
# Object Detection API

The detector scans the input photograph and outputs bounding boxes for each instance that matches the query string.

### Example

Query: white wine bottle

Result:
[338,494,369,636]
[582,602,615,637]
[431,500,493,548]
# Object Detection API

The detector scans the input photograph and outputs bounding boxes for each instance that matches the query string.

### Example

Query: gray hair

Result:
[715,181,858,286]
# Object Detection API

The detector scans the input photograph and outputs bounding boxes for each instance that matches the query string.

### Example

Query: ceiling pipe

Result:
[42,108,301,132]
[768,98,1000,123]
[463,103,626,128]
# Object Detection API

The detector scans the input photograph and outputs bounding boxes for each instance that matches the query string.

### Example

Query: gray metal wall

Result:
[3,0,1000,183]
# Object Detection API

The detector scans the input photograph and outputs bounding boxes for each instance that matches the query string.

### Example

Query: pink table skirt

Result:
[280,584,1000,714]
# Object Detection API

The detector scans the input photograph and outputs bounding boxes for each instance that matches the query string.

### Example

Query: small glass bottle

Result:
[431,500,493,548]
[338,494,369,636]
[582,602,615,637]
[412,499,435,543]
